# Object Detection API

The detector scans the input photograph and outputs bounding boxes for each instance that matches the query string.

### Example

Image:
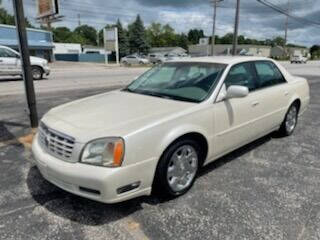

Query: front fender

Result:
[156,124,209,160]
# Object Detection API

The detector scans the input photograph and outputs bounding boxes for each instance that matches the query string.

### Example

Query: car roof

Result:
[168,56,272,65]
[0,45,11,49]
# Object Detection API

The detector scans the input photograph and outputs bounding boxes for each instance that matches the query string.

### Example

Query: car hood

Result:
[30,56,46,64]
[43,90,195,143]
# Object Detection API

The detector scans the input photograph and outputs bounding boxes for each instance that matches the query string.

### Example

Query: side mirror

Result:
[226,85,249,99]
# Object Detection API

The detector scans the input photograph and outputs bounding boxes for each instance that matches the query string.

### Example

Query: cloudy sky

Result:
[1,0,319,46]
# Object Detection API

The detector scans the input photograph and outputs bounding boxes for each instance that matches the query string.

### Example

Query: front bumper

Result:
[32,134,155,203]
[43,66,50,76]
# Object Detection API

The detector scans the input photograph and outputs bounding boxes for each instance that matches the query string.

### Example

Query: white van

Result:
[0,45,50,80]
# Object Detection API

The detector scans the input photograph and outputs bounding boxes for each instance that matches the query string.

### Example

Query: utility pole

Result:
[78,13,81,27]
[284,0,290,56]
[97,29,100,46]
[211,0,223,56]
[232,0,240,56]
[12,0,38,128]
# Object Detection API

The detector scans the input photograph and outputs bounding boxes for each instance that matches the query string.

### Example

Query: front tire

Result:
[153,139,200,197]
[31,66,43,80]
[278,103,299,136]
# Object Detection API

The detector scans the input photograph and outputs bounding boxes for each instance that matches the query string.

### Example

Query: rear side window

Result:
[225,62,257,91]
[254,61,286,89]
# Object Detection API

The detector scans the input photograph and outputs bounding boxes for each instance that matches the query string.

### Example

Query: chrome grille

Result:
[38,122,75,161]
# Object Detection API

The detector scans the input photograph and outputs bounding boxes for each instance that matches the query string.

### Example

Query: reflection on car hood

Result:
[30,56,46,64]
[44,90,194,142]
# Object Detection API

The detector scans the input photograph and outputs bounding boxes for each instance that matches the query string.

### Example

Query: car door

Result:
[253,61,289,131]
[0,48,9,75]
[132,56,140,64]
[0,48,20,75]
[126,56,136,64]
[212,62,265,157]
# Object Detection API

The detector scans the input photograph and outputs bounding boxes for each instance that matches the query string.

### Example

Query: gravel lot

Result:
[0,61,319,240]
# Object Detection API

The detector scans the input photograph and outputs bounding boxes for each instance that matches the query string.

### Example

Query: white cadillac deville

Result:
[32,56,310,203]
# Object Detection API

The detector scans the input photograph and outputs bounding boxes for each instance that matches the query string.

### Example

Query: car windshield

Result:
[124,62,226,103]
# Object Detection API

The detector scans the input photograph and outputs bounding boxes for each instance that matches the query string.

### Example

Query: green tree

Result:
[310,45,320,59]
[146,22,189,49]
[74,25,97,46]
[162,24,177,46]
[176,33,189,50]
[187,29,204,45]
[0,7,34,27]
[272,36,285,47]
[220,33,234,44]
[52,27,86,44]
[116,19,130,57]
[128,15,149,54]
[52,27,73,42]
[146,22,166,47]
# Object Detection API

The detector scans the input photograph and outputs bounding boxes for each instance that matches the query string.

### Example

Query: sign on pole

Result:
[37,0,59,18]
[104,27,119,65]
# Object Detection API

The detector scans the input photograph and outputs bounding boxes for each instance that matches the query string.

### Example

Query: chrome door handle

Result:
[252,101,259,107]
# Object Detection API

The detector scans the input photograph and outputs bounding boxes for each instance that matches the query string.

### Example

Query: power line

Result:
[257,0,320,26]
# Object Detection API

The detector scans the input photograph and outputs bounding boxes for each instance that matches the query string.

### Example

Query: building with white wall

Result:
[53,43,82,54]
[188,44,272,58]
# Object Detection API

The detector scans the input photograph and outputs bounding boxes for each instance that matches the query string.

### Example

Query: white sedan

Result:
[32,56,310,203]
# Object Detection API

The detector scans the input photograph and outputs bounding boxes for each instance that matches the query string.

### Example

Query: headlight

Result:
[81,137,125,167]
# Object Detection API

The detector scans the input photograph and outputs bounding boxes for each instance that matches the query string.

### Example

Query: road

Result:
[0,61,320,240]
[1,60,319,96]
[0,62,147,96]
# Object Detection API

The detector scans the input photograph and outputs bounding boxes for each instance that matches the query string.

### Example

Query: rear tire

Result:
[31,66,43,80]
[153,139,200,197]
[278,103,299,136]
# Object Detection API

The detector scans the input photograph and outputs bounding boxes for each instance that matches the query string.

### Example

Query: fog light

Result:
[117,181,141,194]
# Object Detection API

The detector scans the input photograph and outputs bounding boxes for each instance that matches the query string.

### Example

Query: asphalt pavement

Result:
[0,62,320,240]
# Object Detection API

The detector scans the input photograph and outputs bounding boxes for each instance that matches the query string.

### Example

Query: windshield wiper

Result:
[123,88,199,103]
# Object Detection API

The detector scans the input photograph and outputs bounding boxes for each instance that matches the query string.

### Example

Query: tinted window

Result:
[0,48,17,58]
[255,61,286,88]
[225,62,257,91]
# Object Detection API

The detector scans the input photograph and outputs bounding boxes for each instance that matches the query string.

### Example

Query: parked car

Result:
[121,55,149,65]
[32,56,310,203]
[178,53,191,58]
[291,55,308,64]
[148,53,165,64]
[149,53,189,64]
[0,45,50,80]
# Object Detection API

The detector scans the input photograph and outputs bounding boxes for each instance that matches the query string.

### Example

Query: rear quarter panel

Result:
[287,76,310,115]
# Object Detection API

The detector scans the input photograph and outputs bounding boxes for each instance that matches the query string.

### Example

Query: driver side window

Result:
[225,62,257,91]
